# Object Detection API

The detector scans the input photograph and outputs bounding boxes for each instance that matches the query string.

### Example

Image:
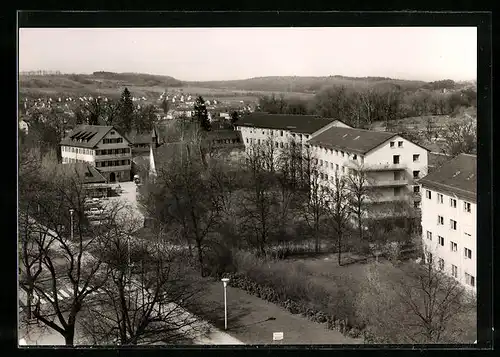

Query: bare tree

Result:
[18,163,119,345]
[238,143,279,256]
[79,229,207,345]
[357,251,476,343]
[440,118,477,157]
[424,117,437,142]
[324,173,351,265]
[345,166,373,241]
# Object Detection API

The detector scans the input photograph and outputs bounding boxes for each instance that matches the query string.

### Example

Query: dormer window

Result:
[111,131,115,135]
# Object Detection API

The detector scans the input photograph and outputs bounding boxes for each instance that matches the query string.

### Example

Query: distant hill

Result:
[184,75,429,93]
[19,72,470,99]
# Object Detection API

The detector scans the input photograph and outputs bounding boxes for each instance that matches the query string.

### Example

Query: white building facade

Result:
[420,153,476,292]
[308,127,429,206]
[60,125,132,182]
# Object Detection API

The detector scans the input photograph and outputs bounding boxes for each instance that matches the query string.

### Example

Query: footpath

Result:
[194,281,363,345]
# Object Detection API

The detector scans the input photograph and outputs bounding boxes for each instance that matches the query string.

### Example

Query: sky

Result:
[18,27,477,82]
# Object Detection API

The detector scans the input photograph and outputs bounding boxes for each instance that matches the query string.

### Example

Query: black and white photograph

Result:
[17,19,484,347]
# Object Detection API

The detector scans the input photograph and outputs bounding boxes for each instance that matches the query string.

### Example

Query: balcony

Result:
[366,179,409,187]
[363,163,407,171]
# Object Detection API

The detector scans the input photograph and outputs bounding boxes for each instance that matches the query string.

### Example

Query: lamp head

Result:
[221,278,230,283]
[69,208,75,215]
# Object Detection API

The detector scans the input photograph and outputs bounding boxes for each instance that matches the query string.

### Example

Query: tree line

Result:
[257,84,477,129]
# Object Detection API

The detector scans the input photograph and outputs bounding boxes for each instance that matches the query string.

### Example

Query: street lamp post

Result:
[69,209,74,241]
[221,278,230,330]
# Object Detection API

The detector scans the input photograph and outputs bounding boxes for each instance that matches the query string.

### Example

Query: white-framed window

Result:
[335,150,339,155]
[464,247,472,259]
[464,201,472,213]
[414,185,420,193]
[438,258,444,270]
[437,215,444,225]
[353,154,357,160]
[341,151,345,157]
[451,265,458,278]
[246,138,248,143]
[465,273,475,287]
[413,170,420,179]
[330,162,334,169]
[450,198,457,208]
[390,141,395,148]
[426,231,432,240]
[450,241,457,252]
[437,193,443,204]
[414,201,421,209]
[320,160,323,166]
[426,190,432,199]
[450,219,457,230]
[438,236,444,246]
[336,164,339,171]
[280,130,283,137]
[413,154,420,162]
[393,155,400,164]
[110,130,115,135]
[398,141,403,147]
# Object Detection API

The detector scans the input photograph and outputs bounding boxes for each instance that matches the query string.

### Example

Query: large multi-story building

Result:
[419,153,476,292]
[307,126,429,207]
[60,125,132,182]
[235,113,350,154]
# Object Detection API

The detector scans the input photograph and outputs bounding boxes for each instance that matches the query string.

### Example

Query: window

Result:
[426,231,432,240]
[325,174,329,180]
[246,138,248,143]
[464,201,471,213]
[341,151,345,157]
[450,241,457,252]
[413,154,420,162]
[438,236,444,246]
[336,164,339,171]
[437,193,443,204]
[393,155,400,164]
[437,215,444,225]
[335,150,339,155]
[414,201,421,209]
[450,198,457,208]
[305,135,309,139]
[398,141,403,147]
[427,252,433,264]
[110,131,115,135]
[390,141,395,148]
[451,265,458,278]
[413,171,420,179]
[280,142,283,148]
[413,185,420,193]
[464,248,472,259]
[394,187,402,196]
[353,154,357,160]
[438,258,444,271]
[262,131,265,135]
[450,219,457,230]
[330,162,334,169]
[280,130,283,137]
[465,273,475,287]
[426,190,432,199]
[320,160,323,166]
[342,166,345,173]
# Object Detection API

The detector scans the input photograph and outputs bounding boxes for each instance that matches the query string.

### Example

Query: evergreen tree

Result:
[230,111,239,124]
[193,96,211,131]
[117,88,134,133]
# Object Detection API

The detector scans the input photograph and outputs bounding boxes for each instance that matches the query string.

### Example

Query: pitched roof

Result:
[59,163,108,184]
[235,113,334,134]
[307,126,397,155]
[419,153,477,202]
[60,125,116,148]
[124,126,159,145]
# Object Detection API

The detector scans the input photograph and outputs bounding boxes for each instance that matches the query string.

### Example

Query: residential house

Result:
[60,125,132,182]
[307,126,429,207]
[420,153,476,292]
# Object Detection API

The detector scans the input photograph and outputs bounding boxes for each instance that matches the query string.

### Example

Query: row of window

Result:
[62,157,87,164]
[390,140,404,148]
[427,253,475,286]
[437,215,458,230]
[315,147,363,162]
[102,138,123,144]
[96,148,131,155]
[392,154,420,164]
[62,146,93,155]
[426,191,473,212]
[95,160,131,167]
[426,231,473,258]
[248,128,310,140]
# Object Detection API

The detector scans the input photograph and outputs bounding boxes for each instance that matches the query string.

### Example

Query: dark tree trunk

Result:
[337,232,342,266]
[64,326,75,346]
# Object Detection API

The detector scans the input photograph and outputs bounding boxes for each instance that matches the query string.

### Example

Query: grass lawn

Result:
[192,279,363,345]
